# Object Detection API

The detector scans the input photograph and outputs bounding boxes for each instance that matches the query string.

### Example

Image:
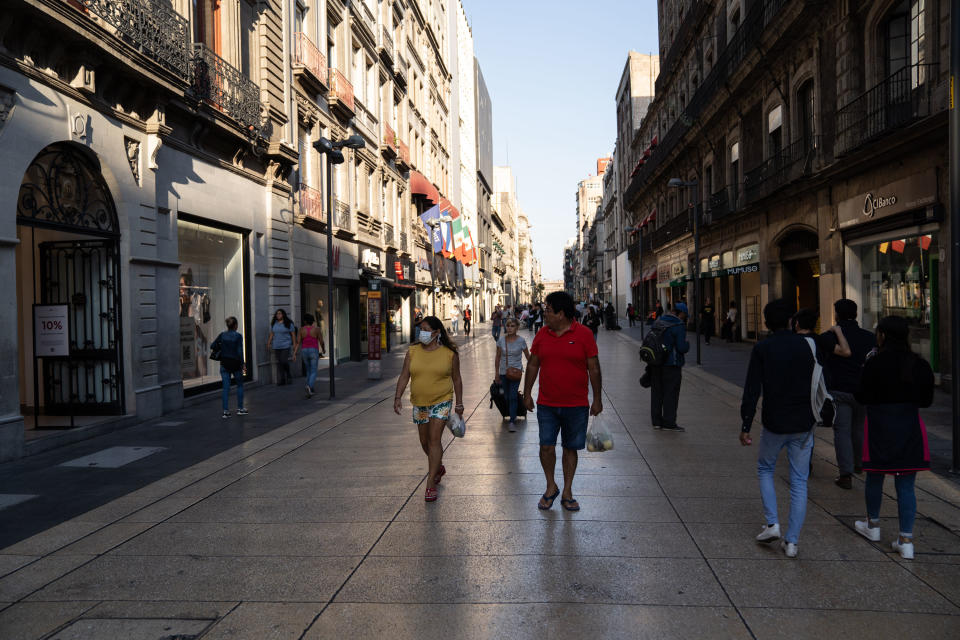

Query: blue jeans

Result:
[503,378,521,422]
[221,366,244,411]
[866,472,917,537]
[492,325,501,341]
[537,404,590,450]
[757,428,814,544]
[301,348,319,390]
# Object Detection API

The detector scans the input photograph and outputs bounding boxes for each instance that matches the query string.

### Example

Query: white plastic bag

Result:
[585,416,614,452]
[447,412,466,438]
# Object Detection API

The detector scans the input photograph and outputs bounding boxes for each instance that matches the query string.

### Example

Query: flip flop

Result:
[561,498,580,512]
[538,488,560,510]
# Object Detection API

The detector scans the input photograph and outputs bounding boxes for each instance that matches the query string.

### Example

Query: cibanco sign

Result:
[862,193,897,218]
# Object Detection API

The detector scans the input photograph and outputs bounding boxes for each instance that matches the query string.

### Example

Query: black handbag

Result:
[210,336,222,361]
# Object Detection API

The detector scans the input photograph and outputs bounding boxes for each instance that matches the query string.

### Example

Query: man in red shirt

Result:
[523,291,603,512]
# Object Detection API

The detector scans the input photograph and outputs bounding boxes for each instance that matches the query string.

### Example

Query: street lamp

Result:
[313,134,365,399]
[668,177,701,366]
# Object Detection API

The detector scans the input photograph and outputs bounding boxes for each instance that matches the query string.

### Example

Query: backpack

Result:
[804,337,835,427]
[639,321,670,365]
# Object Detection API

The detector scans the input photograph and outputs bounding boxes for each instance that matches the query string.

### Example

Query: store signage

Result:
[708,255,721,270]
[736,244,759,265]
[699,262,760,279]
[361,248,380,269]
[394,261,403,280]
[34,305,69,357]
[838,170,937,229]
[671,262,686,277]
[367,291,381,379]
[657,264,671,283]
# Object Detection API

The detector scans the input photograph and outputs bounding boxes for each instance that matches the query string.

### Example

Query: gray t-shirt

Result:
[496,335,527,374]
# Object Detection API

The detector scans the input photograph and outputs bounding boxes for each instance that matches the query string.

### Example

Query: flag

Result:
[451,214,465,261]
[891,239,905,254]
[419,205,443,254]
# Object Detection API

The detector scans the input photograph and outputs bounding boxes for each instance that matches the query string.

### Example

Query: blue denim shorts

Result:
[537,404,590,450]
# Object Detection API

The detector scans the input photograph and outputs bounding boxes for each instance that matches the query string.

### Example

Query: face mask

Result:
[419,331,437,345]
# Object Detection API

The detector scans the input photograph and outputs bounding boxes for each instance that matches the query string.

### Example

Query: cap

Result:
[674,302,689,314]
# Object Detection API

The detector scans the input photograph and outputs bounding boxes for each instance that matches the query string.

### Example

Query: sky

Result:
[463,0,660,280]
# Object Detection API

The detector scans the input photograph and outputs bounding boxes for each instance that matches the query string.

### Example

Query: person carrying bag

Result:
[494,318,530,432]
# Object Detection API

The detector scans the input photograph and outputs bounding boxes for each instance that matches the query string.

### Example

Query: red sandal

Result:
[434,465,446,485]
[424,487,438,502]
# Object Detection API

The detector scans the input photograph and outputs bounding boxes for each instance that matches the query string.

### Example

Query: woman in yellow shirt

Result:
[394,315,464,502]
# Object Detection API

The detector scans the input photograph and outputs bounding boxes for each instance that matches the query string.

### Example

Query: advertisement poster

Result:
[368,291,382,378]
[34,305,69,357]
[180,317,197,376]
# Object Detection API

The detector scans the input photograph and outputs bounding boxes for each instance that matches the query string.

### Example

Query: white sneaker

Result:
[756,524,781,543]
[781,540,798,558]
[854,520,881,542]
[508,421,517,432]
[892,539,915,560]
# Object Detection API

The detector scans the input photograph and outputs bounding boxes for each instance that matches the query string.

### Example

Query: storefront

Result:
[177,217,249,392]
[699,243,762,340]
[839,170,942,367]
[300,275,357,364]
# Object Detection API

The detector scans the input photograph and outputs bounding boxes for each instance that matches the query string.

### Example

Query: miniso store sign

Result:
[838,170,936,229]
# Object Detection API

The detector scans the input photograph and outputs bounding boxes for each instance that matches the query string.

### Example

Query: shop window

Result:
[855,232,937,357]
[178,219,247,390]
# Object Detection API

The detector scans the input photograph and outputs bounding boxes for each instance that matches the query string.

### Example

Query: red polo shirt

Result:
[530,321,598,407]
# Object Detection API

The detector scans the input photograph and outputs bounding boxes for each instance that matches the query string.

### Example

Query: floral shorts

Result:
[412,400,453,425]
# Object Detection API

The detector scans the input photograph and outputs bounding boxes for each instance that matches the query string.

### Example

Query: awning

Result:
[410,170,439,204]
[643,266,658,281]
[640,208,657,227]
[630,277,641,287]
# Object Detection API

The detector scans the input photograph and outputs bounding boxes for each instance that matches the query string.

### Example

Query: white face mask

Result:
[419,330,437,345]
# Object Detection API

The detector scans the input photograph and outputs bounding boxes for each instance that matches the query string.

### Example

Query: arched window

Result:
[882,0,926,86]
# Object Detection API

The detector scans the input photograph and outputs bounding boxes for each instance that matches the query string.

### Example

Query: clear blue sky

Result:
[464,0,659,280]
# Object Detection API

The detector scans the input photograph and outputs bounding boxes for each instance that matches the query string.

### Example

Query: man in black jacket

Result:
[740,299,817,558]
[818,299,875,489]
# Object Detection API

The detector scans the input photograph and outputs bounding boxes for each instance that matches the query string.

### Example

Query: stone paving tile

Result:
[710,558,960,613]
[117,496,203,523]
[740,608,960,639]
[169,495,401,524]
[0,521,104,555]
[0,601,98,640]
[52,522,155,556]
[686,522,890,561]
[203,602,323,639]
[82,599,236,620]
[0,554,94,601]
[0,554,37,578]
[49,617,212,640]
[110,522,386,557]
[395,495,680,523]
[669,496,836,524]
[307,603,751,640]
[373,521,700,558]
[216,473,425,498]
[27,555,361,602]
[429,472,665,497]
[902,562,960,608]
[338,556,728,606]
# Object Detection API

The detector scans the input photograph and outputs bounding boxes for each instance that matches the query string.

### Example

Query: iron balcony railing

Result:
[334,199,353,232]
[836,63,940,156]
[190,44,264,137]
[395,55,409,87]
[655,0,709,95]
[76,0,191,78]
[743,137,819,203]
[299,184,324,224]
[707,185,741,221]
[384,223,395,246]
[380,26,394,60]
[293,32,328,87]
[328,68,355,113]
[647,208,693,250]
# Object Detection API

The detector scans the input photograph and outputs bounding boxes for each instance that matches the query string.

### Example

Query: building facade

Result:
[620,0,952,380]
[0,0,516,461]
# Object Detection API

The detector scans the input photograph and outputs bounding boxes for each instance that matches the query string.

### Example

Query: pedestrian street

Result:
[1,328,959,639]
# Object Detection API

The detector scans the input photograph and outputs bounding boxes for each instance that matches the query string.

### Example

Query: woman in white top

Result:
[494,317,531,432]
[449,306,460,335]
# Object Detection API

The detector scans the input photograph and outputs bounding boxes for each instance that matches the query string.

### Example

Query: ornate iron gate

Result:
[39,240,123,415]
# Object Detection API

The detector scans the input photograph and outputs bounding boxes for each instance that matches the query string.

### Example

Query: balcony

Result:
[353,97,378,144]
[76,0,191,79]
[655,0,711,95]
[333,199,355,237]
[292,32,327,92]
[706,185,741,222]
[744,138,819,204]
[384,223,396,247]
[356,211,382,246]
[328,68,355,118]
[397,139,411,169]
[394,55,409,90]
[382,123,398,159]
[190,44,264,138]
[298,184,325,225]
[647,209,693,251]
[836,64,941,157]
[379,26,395,65]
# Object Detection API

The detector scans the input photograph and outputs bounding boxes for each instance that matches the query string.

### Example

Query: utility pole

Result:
[950,0,959,473]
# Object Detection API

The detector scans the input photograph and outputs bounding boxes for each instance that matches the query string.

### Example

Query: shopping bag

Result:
[447,412,466,438]
[585,417,614,452]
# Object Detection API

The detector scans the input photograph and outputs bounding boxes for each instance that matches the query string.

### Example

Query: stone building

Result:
[622,0,952,381]
[0,0,491,461]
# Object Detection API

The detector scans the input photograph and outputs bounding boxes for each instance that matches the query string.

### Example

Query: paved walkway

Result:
[1,327,959,639]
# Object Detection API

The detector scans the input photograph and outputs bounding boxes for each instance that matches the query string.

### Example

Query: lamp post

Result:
[668,177,701,366]
[312,134,365,399]
[950,0,959,473]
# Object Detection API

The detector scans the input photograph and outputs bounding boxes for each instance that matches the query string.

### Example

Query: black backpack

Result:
[639,322,670,365]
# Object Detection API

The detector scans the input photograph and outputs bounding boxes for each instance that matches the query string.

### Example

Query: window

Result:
[704,164,713,197]
[767,105,783,159]
[884,0,925,86]
[729,141,740,186]
[798,81,815,152]
[239,0,257,79]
